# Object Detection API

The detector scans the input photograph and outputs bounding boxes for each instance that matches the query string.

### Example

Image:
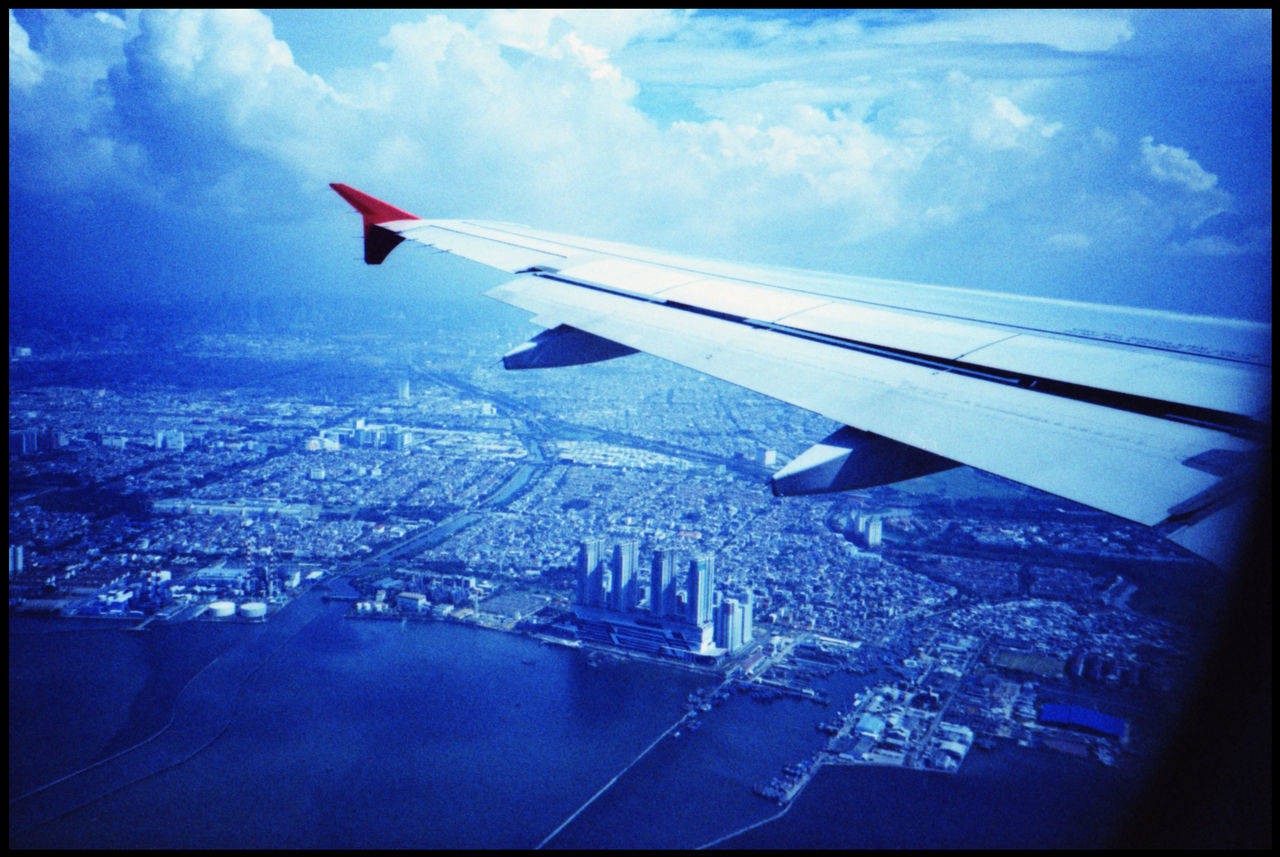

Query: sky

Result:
[8,9,1273,329]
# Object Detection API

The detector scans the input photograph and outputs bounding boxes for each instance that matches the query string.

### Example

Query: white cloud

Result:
[7,8,1268,302]
[1170,226,1270,258]
[867,9,1134,53]
[2,9,1110,260]
[1170,235,1248,256]
[93,12,126,31]
[1133,136,1236,239]
[1090,127,1118,150]
[621,10,1134,96]
[974,93,1032,149]
[8,11,160,199]
[9,11,44,89]
[477,9,684,55]
[1140,135,1218,193]
[1048,232,1092,250]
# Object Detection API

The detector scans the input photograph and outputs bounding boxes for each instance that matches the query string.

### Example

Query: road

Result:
[414,366,774,483]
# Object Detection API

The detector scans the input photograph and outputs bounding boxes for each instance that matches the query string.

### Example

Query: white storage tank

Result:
[208,600,236,618]
[238,601,267,620]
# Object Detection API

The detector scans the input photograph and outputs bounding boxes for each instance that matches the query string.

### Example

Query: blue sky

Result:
[8,9,1272,325]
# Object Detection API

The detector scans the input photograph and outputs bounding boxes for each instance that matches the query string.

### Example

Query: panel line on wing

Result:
[396,222,572,259]
[951,333,1022,362]
[440,223,1269,367]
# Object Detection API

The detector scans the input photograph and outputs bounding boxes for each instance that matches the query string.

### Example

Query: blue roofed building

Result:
[1038,703,1128,741]
[855,714,887,741]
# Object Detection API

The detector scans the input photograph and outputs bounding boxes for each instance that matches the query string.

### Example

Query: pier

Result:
[535,712,688,849]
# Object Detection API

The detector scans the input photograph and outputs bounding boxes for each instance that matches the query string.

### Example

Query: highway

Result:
[413,366,775,484]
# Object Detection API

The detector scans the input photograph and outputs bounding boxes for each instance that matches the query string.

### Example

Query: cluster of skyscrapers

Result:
[305,417,415,452]
[154,429,187,452]
[852,513,883,549]
[573,538,753,657]
[9,427,61,455]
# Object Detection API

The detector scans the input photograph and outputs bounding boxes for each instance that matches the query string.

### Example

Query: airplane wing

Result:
[330,183,1270,569]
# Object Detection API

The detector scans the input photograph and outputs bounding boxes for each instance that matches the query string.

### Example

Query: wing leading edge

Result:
[331,184,1270,569]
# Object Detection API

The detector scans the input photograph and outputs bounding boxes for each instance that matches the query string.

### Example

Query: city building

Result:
[650,549,677,617]
[715,596,747,652]
[610,541,638,613]
[1038,703,1128,741]
[154,429,186,452]
[152,498,319,520]
[855,514,883,549]
[570,604,716,662]
[568,536,722,661]
[9,428,46,455]
[714,596,730,649]
[191,563,251,588]
[687,554,715,626]
[396,591,428,613]
[564,534,747,661]
[576,539,606,608]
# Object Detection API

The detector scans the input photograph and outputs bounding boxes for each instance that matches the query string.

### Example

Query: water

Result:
[721,742,1143,850]
[10,596,706,848]
[10,600,1139,849]
[546,679,859,850]
[9,618,246,797]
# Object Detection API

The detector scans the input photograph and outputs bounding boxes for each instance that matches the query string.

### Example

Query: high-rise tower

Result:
[854,514,883,549]
[866,517,882,548]
[610,541,638,613]
[577,539,605,607]
[687,554,715,626]
[714,596,747,651]
[650,549,677,617]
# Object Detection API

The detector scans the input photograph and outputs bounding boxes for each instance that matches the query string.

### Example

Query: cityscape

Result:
[9,9,1269,848]
[9,304,1235,847]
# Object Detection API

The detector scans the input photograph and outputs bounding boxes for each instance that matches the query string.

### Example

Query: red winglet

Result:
[330,183,422,228]
[331,183,422,264]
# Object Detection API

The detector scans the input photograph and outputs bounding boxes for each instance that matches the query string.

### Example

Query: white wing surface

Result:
[331,184,1270,568]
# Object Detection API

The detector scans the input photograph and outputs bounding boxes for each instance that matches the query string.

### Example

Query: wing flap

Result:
[776,300,1013,359]
[965,333,1270,417]
[658,278,833,322]
[554,257,706,296]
